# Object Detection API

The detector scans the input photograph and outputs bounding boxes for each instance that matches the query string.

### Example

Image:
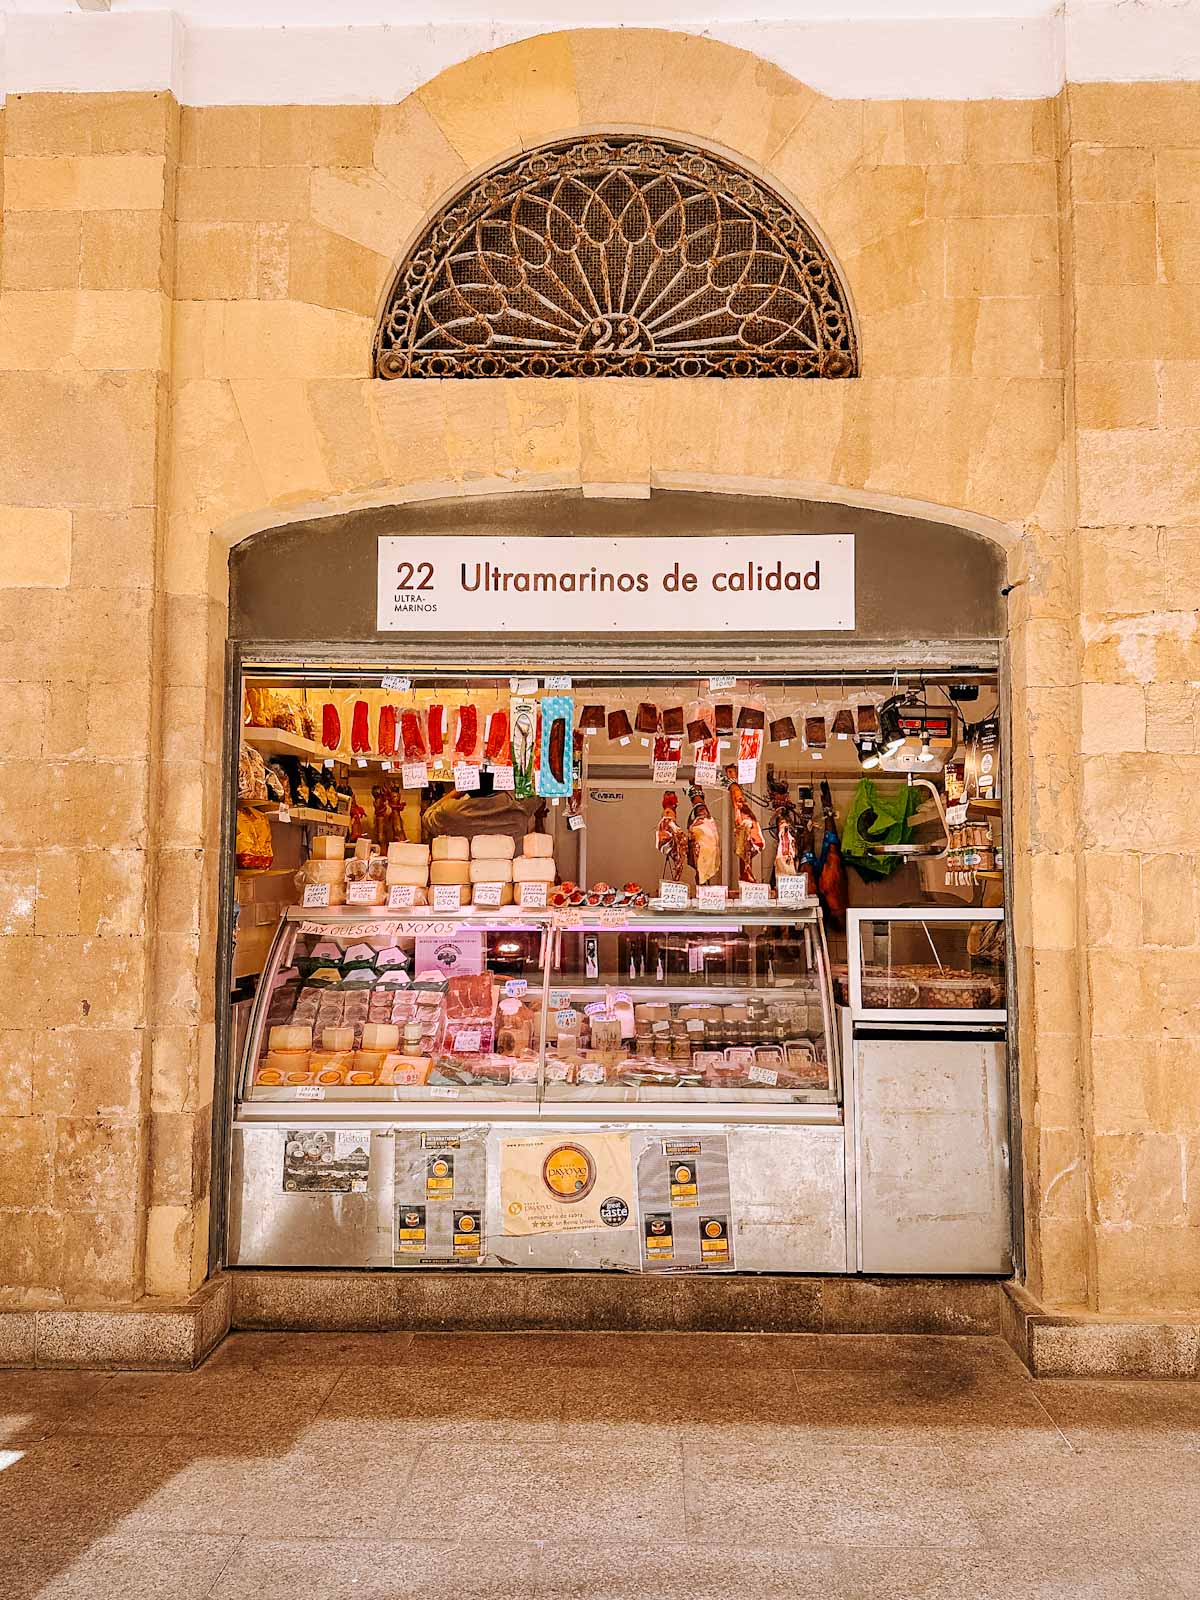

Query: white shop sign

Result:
[376,536,854,632]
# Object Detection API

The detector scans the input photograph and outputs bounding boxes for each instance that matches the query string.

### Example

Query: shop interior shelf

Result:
[242,726,329,760]
[246,801,350,829]
[555,983,817,1001]
[967,797,1002,817]
[974,868,1004,880]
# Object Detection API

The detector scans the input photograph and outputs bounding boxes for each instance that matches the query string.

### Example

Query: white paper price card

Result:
[739,881,770,907]
[388,884,416,909]
[747,1064,778,1087]
[451,1028,482,1054]
[346,881,378,905]
[549,989,570,1008]
[381,675,411,692]
[658,879,689,909]
[432,885,464,912]
[544,674,572,690]
[566,813,585,831]
[277,804,291,824]
[511,676,538,694]
[401,761,428,789]
[600,906,624,925]
[504,978,529,997]
[302,884,330,908]
[555,1009,577,1029]
[295,1084,325,1100]
[694,760,719,785]
[947,801,969,826]
[737,758,758,783]
[652,760,679,784]
[708,675,737,691]
[491,764,515,792]
[473,882,503,908]
[776,874,809,907]
[519,881,548,909]
[453,763,480,791]
[698,884,728,911]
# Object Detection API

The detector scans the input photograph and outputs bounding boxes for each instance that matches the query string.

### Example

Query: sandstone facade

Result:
[0,32,1196,1318]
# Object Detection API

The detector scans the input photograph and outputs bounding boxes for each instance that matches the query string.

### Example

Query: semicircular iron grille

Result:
[373,136,859,380]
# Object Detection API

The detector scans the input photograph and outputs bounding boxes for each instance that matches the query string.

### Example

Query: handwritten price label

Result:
[453,763,480,791]
[697,884,728,911]
[295,1084,325,1100]
[473,882,503,908]
[739,881,770,907]
[401,761,428,789]
[776,874,810,907]
[432,885,463,912]
[491,765,515,792]
[658,880,688,909]
[519,882,548,909]
[301,884,330,908]
[694,760,719,784]
[387,885,416,909]
[346,881,379,904]
[381,675,411,692]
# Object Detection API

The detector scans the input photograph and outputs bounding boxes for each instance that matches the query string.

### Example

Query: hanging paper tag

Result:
[346,882,377,904]
[567,813,585,831]
[381,761,392,772]
[511,677,538,695]
[545,675,572,691]
[388,885,416,909]
[658,880,689,909]
[277,804,291,824]
[708,675,737,691]
[295,1084,325,1100]
[739,881,770,907]
[694,759,719,785]
[520,882,548,909]
[473,882,503,908]
[698,884,727,911]
[453,763,480,791]
[432,885,463,912]
[381,675,411,692]
[737,758,758,783]
[491,765,515,792]
[302,884,330,908]
[504,979,529,997]
[651,760,678,784]
[776,874,810,907]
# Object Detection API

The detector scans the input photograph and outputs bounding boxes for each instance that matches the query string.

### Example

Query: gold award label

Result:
[457,1213,476,1232]
[704,1220,724,1238]
[431,1159,449,1178]
[541,1143,596,1203]
[674,1165,693,1184]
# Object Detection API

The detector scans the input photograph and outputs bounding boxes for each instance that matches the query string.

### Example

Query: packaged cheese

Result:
[379,1052,432,1086]
[321,1026,355,1052]
[360,1023,399,1051]
[512,857,556,884]
[310,835,346,861]
[432,836,469,862]
[303,859,345,884]
[473,882,514,906]
[387,841,430,867]
[471,834,516,860]
[522,832,554,858]
[385,863,429,887]
[269,1025,312,1052]
[430,861,471,886]
[469,859,513,884]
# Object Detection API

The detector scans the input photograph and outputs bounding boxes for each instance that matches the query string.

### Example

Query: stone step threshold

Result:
[2,1273,1197,1378]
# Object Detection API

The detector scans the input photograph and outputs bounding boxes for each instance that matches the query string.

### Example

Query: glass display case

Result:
[844,908,1006,1024]
[237,903,838,1113]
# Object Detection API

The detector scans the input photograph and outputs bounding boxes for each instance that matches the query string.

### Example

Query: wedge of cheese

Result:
[430,861,471,886]
[469,859,513,884]
[269,1025,313,1052]
[471,833,516,860]
[431,835,469,861]
[522,832,554,858]
[310,835,346,861]
[303,859,344,884]
[511,857,556,884]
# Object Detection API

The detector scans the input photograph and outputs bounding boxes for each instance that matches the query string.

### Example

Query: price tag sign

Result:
[429,1086,460,1098]
[545,674,572,690]
[566,813,585,831]
[600,906,624,925]
[511,677,538,694]
[295,1084,325,1100]
[388,884,416,909]
[555,1009,577,1029]
[698,884,728,911]
[739,881,770,907]
[708,675,737,691]
[346,881,378,905]
[776,874,810,907]
[504,979,529,998]
[737,758,758,783]
[694,760,719,785]
[519,881,548,909]
[381,675,411,692]
[549,989,570,1008]
[947,801,969,826]
[747,1064,779,1087]
[432,885,463,912]
[652,760,679,784]
[302,884,331,908]
[398,761,426,789]
[453,763,480,791]
[276,804,291,824]
[473,882,503,908]
[451,1028,482,1054]
[491,765,515,792]
[658,880,689,909]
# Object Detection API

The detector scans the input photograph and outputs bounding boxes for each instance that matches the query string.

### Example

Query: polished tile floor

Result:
[1,1332,1198,1598]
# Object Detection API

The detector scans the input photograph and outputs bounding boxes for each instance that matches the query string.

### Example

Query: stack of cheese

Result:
[512,831,556,899]
[466,835,514,906]
[300,835,346,904]
[385,840,431,904]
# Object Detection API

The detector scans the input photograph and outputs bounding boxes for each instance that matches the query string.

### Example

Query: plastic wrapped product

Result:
[607,709,633,742]
[351,701,371,753]
[378,705,397,758]
[471,834,516,860]
[714,703,735,735]
[432,836,469,862]
[769,716,797,745]
[579,704,606,732]
[361,1023,400,1051]
[469,859,513,884]
[321,703,341,750]
[400,709,426,761]
[485,709,510,764]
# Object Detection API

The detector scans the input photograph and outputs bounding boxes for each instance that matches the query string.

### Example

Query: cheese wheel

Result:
[511,857,556,883]
[310,835,346,861]
[522,832,554,858]
[303,859,345,884]
[469,859,513,884]
[269,1025,312,1052]
[472,882,514,906]
[471,833,516,860]
[385,862,429,887]
[430,861,471,886]
[431,836,469,861]
[321,1026,355,1052]
[387,841,430,866]
[360,1023,399,1051]
[264,1050,311,1074]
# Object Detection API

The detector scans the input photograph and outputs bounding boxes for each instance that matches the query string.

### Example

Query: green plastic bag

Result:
[842,778,923,880]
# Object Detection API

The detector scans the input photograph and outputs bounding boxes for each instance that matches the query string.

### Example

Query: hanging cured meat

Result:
[454,704,479,760]
[686,785,722,886]
[767,772,800,882]
[725,767,765,884]
[400,709,426,762]
[817,778,848,930]
[321,703,341,751]
[485,709,510,765]
[656,791,688,882]
[350,700,370,754]
[378,705,397,758]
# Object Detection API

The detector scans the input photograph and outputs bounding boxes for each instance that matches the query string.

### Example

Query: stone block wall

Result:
[0,29,1195,1317]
